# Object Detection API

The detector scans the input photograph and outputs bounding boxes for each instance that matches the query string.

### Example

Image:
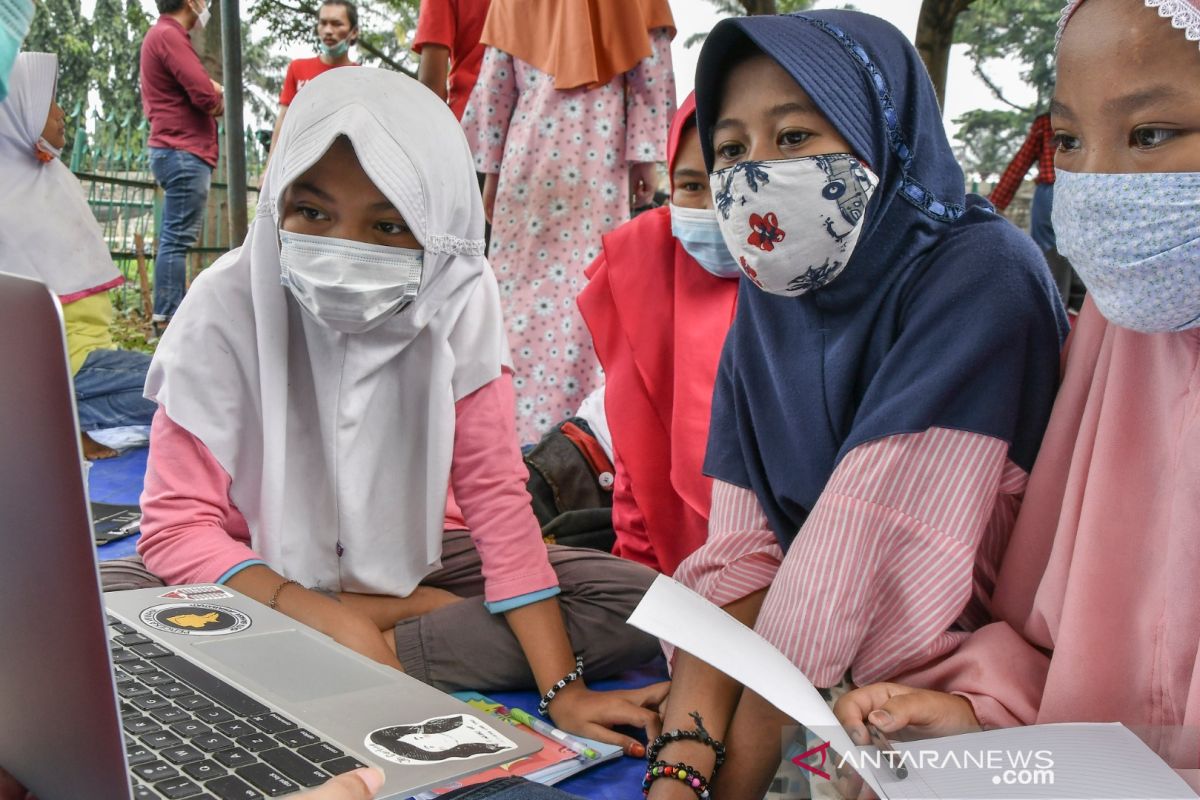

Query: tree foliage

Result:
[950,0,1061,180]
[954,0,1060,110]
[90,0,150,128]
[952,107,1027,182]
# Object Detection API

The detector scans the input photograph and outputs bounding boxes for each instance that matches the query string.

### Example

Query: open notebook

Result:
[628,576,1197,800]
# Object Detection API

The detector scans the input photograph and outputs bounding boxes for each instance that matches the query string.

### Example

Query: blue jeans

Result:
[74,348,157,431]
[149,147,212,321]
[1030,181,1056,254]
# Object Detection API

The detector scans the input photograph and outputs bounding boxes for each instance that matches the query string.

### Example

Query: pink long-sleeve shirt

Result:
[675,427,1027,688]
[138,373,558,605]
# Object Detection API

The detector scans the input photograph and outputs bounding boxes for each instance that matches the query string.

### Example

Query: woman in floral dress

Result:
[462,0,676,442]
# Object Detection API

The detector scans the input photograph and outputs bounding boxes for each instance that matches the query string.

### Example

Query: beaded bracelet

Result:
[647,711,726,774]
[641,761,711,799]
[537,655,585,715]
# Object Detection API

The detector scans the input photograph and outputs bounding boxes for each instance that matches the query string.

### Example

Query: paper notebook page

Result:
[626,575,884,798]
[879,723,1197,800]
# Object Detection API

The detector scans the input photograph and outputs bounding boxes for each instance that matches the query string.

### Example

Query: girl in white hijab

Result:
[133,66,665,750]
[0,51,156,459]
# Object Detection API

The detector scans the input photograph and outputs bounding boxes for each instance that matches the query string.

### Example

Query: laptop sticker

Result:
[140,603,252,636]
[159,586,235,601]
[364,714,518,766]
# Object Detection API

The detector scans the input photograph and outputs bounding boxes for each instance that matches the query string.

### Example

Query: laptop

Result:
[0,271,540,800]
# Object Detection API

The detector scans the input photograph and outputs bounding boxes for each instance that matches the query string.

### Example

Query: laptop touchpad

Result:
[193,631,393,702]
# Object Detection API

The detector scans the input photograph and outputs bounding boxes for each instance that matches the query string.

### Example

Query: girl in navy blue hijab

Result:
[647,10,1067,798]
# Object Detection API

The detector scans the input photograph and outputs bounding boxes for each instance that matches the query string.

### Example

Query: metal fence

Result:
[69,103,265,315]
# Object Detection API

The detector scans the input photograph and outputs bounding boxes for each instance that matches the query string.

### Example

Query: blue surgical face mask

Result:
[1054,169,1200,334]
[670,203,739,279]
[319,36,352,58]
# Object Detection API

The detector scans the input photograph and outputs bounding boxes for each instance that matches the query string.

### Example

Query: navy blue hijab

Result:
[698,11,1069,550]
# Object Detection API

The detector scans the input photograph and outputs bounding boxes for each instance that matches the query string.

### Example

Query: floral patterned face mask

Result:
[710,153,879,297]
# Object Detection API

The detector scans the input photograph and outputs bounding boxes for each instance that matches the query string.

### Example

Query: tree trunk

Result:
[192,0,223,84]
[740,0,777,13]
[914,0,975,108]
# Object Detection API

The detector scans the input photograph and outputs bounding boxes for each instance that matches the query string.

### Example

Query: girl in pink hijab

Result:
[836,0,1200,785]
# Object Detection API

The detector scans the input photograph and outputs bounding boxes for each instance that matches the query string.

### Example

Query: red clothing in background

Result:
[989,113,1056,211]
[413,0,491,119]
[575,95,739,575]
[139,16,222,166]
[278,57,358,106]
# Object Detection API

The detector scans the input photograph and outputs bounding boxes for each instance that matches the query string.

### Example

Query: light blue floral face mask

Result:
[0,0,35,101]
[670,203,739,279]
[1054,169,1200,333]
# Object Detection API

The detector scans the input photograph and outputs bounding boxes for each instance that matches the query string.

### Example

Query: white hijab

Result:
[145,67,510,596]
[0,52,121,299]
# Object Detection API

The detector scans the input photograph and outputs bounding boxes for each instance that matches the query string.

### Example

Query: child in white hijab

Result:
[0,51,156,459]
[133,66,665,751]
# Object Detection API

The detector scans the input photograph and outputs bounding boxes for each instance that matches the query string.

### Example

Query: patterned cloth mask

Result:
[279,229,423,334]
[1054,169,1200,333]
[710,154,879,297]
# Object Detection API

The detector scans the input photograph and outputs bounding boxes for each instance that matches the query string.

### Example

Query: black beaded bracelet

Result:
[641,760,711,798]
[537,655,585,716]
[646,711,726,774]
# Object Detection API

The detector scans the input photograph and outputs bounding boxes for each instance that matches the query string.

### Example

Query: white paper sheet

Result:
[628,576,1198,800]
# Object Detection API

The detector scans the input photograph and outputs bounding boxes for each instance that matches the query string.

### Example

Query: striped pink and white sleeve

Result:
[673,480,784,609]
[752,426,1026,688]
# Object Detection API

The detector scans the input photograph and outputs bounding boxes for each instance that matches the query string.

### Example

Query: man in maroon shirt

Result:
[139,0,223,329]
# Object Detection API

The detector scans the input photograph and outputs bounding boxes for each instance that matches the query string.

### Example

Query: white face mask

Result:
[711,154,879,297]
[669,203,739,279]
[279,229,423,335]
[1054,169,1200,334]
[191,0,210,29]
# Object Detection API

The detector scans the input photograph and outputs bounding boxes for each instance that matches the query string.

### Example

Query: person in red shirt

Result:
[413,0,491,120]
[270,0,359,153]
[139,0,224,328]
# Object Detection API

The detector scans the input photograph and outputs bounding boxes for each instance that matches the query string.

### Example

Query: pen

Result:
[507,706,600,760]
[868,725,908,780]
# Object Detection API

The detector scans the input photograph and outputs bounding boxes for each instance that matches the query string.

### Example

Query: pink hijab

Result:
[904,299,1200,779]
[900,4,1200,783]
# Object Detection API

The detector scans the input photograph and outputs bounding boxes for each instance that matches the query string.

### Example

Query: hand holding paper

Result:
[626,575,885,798]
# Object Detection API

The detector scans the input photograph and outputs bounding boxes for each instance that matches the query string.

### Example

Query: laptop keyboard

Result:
[108,616,367,799]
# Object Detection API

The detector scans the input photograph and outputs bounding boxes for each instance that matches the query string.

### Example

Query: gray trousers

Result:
[100,530,661,693]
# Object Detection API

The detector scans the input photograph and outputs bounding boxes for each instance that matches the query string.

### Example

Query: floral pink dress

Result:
[462,29,675,442]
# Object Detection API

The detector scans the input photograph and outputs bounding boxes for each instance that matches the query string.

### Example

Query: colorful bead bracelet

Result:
[641,760,711,798]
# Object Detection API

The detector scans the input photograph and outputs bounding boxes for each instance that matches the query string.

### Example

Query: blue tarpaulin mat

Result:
[89,447,660,797]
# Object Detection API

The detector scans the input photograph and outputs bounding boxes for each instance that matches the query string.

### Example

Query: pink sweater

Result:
[138,374,559,604]
[676,427,1026,688]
